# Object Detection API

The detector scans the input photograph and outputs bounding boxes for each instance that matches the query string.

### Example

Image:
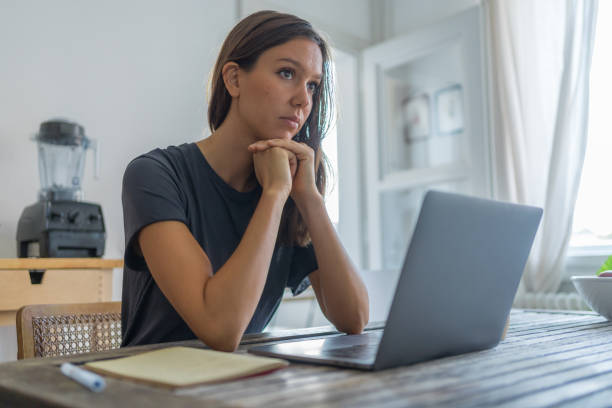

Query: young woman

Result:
[120,10,369,351]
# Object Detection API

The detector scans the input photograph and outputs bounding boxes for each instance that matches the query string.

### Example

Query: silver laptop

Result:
[248,190,543,370]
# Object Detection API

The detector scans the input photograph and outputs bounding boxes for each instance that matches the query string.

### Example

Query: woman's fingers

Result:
[249,140,317,199]
[250,142,299,177]
[247,140,277,152]
[252,147,294,198]
[287,150,298,177]
[248,139,314,161]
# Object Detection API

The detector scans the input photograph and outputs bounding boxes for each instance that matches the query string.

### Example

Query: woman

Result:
[121,10,369,351]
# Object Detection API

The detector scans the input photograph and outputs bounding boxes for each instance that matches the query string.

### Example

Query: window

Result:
[322,125,339,225]
[570,1,612,253]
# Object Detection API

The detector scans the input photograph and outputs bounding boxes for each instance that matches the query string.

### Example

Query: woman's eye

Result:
[307,82,319,92]
[279,69,294,79]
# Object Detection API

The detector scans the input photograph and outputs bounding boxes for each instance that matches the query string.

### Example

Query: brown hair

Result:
[208,10,335,246]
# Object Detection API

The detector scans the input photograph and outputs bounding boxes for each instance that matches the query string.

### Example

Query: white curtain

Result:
[485,0,598,293]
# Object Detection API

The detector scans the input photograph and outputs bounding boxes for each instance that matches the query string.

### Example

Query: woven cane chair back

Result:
[16,302,121,359]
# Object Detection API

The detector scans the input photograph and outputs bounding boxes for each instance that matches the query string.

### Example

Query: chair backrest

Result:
[16,302,122,359]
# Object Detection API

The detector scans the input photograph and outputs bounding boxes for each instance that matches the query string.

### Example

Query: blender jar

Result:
[36,119,98,201]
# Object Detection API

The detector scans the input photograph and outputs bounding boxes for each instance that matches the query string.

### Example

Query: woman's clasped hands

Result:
[249,139,320,204]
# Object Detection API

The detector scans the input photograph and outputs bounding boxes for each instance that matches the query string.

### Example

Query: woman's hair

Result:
[208,10,335,246]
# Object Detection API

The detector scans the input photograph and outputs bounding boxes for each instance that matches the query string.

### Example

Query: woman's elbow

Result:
[338,309,369,335]
[208,339,240,352]
[338,320,366,335]
[197,327,242,352]
[342,288,370,334]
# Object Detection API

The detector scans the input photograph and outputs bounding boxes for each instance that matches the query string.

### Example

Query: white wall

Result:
[0,1,235,263]
[381,0,480,39]
[240,0,373,51]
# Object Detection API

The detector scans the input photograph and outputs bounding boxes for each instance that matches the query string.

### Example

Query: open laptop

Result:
[248,190,543,370]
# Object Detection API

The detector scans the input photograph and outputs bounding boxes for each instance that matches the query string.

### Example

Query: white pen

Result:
[60,362,106,392]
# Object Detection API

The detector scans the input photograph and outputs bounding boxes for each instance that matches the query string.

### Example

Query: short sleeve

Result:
[122,155,188,271]
[286,243,318,296]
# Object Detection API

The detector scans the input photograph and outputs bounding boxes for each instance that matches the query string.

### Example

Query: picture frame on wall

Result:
[401,93,430,144]
[434,84,464,135]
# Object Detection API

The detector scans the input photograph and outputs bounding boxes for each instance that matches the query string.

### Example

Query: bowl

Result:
[571,276,612,320]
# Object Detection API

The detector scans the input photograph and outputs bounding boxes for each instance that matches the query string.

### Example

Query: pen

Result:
[60,362,106,392]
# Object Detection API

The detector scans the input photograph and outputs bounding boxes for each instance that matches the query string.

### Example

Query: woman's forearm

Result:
[296,194,369,333]
[200,190,287,350]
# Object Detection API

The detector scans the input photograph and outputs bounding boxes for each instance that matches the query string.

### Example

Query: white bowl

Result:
[571,276,612,320]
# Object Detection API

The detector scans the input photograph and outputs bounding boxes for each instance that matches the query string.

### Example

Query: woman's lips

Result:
[280,117,299,129]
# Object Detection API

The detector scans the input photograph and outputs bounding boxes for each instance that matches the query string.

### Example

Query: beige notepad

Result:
[84,346,288,389]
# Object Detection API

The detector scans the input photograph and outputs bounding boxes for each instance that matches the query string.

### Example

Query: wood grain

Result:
[0,268,113,327]
[0,258,123,270]
[0,311,611,407]
[0,269,112,310]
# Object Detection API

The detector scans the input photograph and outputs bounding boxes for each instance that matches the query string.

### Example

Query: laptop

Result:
[248,190,543,370]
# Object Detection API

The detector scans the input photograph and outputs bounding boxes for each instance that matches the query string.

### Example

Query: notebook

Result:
[249,190,542,370]
[84,346,288,388]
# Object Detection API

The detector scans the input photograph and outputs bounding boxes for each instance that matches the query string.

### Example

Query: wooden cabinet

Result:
[0,258,123,326]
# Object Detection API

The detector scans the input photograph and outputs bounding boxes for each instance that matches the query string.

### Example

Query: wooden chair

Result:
[16,302,122,359]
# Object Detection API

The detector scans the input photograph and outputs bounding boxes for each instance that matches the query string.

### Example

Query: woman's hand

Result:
[249,139,320,204]
[252,146,297,199]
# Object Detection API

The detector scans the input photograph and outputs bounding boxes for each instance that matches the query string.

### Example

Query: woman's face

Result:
[236,37,323,141]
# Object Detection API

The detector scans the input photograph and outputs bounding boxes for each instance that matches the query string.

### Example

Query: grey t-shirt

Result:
[121,142,317,347]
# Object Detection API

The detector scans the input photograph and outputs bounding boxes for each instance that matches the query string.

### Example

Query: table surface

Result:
[1,309,612,407]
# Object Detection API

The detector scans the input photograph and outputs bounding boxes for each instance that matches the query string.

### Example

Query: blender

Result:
[16,119,106,258]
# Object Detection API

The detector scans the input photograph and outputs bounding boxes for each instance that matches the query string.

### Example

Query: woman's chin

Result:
[252,127,297,141]
[264,133,295,141]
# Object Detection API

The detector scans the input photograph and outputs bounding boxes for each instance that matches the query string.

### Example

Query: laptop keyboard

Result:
[320,343,379,359]
[319,331,383,360]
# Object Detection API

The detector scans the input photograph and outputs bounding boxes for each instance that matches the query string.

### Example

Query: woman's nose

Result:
[291,84,310,108]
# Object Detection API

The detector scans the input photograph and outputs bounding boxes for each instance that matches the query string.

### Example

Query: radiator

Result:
[513,292,590,311]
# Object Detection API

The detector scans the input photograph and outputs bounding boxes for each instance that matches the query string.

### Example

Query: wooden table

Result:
[1,309,612,407]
